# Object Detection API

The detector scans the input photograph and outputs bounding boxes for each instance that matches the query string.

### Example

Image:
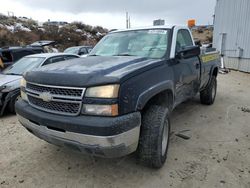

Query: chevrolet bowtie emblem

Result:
[39,92,53,102]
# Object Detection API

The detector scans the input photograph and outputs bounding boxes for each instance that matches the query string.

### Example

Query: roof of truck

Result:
[110,25,186,33]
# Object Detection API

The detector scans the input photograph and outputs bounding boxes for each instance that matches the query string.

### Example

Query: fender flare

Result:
[202,66,219,91]
[136,80,174,111]
[210,65,219,77]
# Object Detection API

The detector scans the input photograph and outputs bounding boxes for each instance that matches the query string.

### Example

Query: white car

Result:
[0,53,79,115]
[64,46,93,56]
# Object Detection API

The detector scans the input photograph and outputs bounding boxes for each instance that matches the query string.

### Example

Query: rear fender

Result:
[202,66,219,91]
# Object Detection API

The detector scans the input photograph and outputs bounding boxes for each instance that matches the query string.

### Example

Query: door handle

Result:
[195,63,200,69]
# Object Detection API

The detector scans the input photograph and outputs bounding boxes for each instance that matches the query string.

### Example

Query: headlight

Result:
[85,85,119,98]
[21,91,28,101]
[20,78,27,88]
[82,104,118,116]
[0,85,7,91]
[20,78,28,101]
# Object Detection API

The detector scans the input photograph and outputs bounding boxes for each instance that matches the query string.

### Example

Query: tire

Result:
[200,76,217,105]
[137,105,170,169]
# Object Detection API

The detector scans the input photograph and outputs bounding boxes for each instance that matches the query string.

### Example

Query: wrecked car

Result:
[0,46,44,71]
[0,41,57,71]
[0,53,79,115]
[64,46,93,57]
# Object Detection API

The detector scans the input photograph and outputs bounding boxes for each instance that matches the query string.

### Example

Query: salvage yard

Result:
[0,71,250,188]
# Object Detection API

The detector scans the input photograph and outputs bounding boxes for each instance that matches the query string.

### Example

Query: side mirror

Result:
[176,46,200,59]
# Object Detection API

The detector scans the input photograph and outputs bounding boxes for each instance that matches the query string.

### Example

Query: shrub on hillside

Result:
[0,15,108,51]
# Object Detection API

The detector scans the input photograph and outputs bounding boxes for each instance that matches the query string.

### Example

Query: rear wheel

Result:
[137,105,170,169]
[200,76,217,105]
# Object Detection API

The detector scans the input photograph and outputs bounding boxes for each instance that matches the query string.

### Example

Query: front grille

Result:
[28,96,80,114]
[26,83,83,97]
[26,82,85,116]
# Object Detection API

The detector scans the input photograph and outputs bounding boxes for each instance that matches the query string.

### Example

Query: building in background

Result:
[153,19,165,26]
[44,20,68,27]
[213,0,250,73]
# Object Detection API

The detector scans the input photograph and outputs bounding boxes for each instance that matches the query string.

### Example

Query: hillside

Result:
[0,14,108,51]
[0,13,214,51]
[191,25,213,44]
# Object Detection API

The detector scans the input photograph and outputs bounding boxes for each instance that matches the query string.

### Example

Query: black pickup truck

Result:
[16,26,220,168]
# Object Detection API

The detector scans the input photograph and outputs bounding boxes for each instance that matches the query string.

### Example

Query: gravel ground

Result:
[0,71,250,188]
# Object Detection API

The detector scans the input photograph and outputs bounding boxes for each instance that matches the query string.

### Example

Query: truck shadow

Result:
[6,94,221,187]
[0,112,16,119]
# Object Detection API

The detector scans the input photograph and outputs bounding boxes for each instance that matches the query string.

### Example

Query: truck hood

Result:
[0,74,22,86]
[25,56,162,87]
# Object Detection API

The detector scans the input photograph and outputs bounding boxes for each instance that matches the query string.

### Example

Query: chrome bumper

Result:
[17,114,140,158]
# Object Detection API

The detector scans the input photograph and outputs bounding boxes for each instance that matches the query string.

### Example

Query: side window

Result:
[79,47,87,55]
[42,56,65,66]
[64,55,79,60]
[33,49,44,53]
[13,50,33,61]
[176,29,193,52]
[1,51,13,62]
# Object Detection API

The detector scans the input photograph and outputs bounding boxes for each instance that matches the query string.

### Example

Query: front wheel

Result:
[137,105,170,169]
[200,76,217,105]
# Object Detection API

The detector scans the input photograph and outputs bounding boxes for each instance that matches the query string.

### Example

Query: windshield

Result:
[64,47,79,54]
[90,29,170,59]
[2,57,45,75]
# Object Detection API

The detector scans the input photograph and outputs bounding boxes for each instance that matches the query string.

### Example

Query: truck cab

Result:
[16,25,220,168]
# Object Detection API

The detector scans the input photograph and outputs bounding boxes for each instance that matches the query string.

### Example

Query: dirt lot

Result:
[0,71,250,188]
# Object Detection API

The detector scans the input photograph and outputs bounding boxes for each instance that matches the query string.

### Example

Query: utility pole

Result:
[128,16,131,28]
[126,12,129,29]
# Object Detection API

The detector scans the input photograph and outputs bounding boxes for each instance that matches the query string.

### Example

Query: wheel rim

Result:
[161,120,169,156]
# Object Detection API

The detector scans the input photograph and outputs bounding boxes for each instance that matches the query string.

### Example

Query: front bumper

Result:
[16,100,141,158]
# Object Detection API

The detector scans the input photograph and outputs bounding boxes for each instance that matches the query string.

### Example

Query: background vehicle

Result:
[0,41,57,71]
[30,40,59,53]
[64,46,93,56]
[16,26,220,168]
[0,46,44,71]
[0,53,79,115]
[29,40,56,47]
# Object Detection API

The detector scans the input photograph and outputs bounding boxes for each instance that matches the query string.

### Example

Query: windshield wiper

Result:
[88,54,100,56]
[5,73,21,76]
[113,53,135,57]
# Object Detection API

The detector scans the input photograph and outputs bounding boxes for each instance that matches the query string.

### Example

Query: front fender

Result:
[136,80,174,110]
[0,89,20,116]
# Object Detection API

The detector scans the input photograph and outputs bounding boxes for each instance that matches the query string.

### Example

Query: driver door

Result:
[173,29,200,105]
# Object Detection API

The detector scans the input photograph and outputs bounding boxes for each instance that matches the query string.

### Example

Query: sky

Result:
[0,0,216,29]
